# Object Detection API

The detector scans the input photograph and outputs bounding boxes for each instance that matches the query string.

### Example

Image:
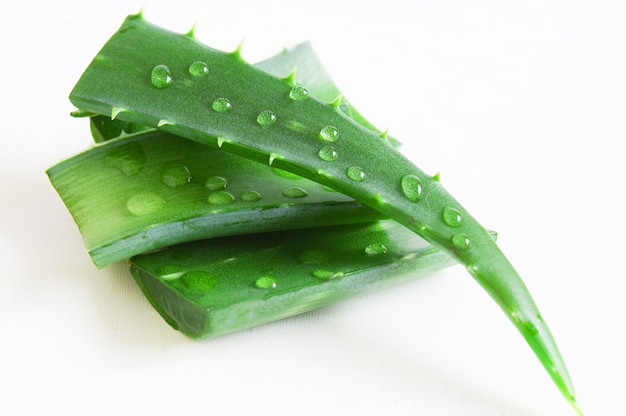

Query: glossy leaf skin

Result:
[129,220,458,338]
[50,40,393,268]
[69,15,580,412]
[47,130,383,267]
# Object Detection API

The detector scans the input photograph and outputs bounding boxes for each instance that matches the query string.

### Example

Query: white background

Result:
[2,1,624,415]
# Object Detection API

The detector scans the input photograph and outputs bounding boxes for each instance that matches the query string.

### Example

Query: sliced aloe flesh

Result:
[47,130,383,268]
[129,220,459,338]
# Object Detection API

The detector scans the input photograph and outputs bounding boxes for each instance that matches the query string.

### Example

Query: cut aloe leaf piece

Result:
[129,220,459,338]
[47,130,383,268]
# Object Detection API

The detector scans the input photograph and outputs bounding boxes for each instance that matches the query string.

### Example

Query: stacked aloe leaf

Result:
[48,30,455,337]
[47,14,582,414]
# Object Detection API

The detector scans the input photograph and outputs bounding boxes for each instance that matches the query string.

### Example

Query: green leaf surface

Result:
[64,14,582,413]
[129,220,458,338]
[47,130,383,267]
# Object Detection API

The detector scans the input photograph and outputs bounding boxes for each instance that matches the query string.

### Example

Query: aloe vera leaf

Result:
[129,220,458,338]
[50,44,393,268]
[254,41,401,147]
[68,15,580,412]
[87,41,399,146]
[47,130,383,268]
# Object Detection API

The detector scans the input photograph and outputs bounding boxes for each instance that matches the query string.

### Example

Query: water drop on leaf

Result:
[319,126,338,142]
[257,110,276,126]
[211,97,232,112]
[401,174,423,202]
[346,166,366,182]
[189,61,209,77]
[151,64,172,88]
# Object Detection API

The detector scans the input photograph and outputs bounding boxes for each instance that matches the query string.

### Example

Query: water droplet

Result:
[126,193,165,216]
[257,110,276,126]
[104,143,145,176]
[180,271,218,291]
[205,176,228,191]
[255,276,277,289]
[207,191,235,205]
[318,146,338,161]
[297,249,332,264]
[161,163,192,187]
[451,233,471,250]
[313,269,343,279]
[319,125,338,142]
[289,85,309,100]
[282,187,308,198]
[442,206,463,227]
[365,243,388,255]
[346,166,366,182]
[211,97,232,112]
[401,174,423,202]
[189,61,209,76]
[156,265,183,280]
[151,64,172,89]
[240,191,262,202]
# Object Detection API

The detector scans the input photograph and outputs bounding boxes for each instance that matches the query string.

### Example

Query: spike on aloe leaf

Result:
[379,129,389,140]
[111,107,124,120]
[330,94,344,109]
[185,21,198,38]
[284,67,298,85]
[229,39,246,61]
[131,9,144,20]
[70,109,95,118]
[157,119,173,127]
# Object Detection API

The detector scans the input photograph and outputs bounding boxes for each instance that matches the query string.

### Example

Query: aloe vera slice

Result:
[47,130,383,267]
[67,15,581,412]
[129,220,458,338]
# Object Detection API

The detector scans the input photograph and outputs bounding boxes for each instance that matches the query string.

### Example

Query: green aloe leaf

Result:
[47,130,383,267]
[129,220,460,338]
[60,14,582,413]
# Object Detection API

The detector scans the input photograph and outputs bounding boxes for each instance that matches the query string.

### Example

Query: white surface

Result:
[2,1,624,415]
